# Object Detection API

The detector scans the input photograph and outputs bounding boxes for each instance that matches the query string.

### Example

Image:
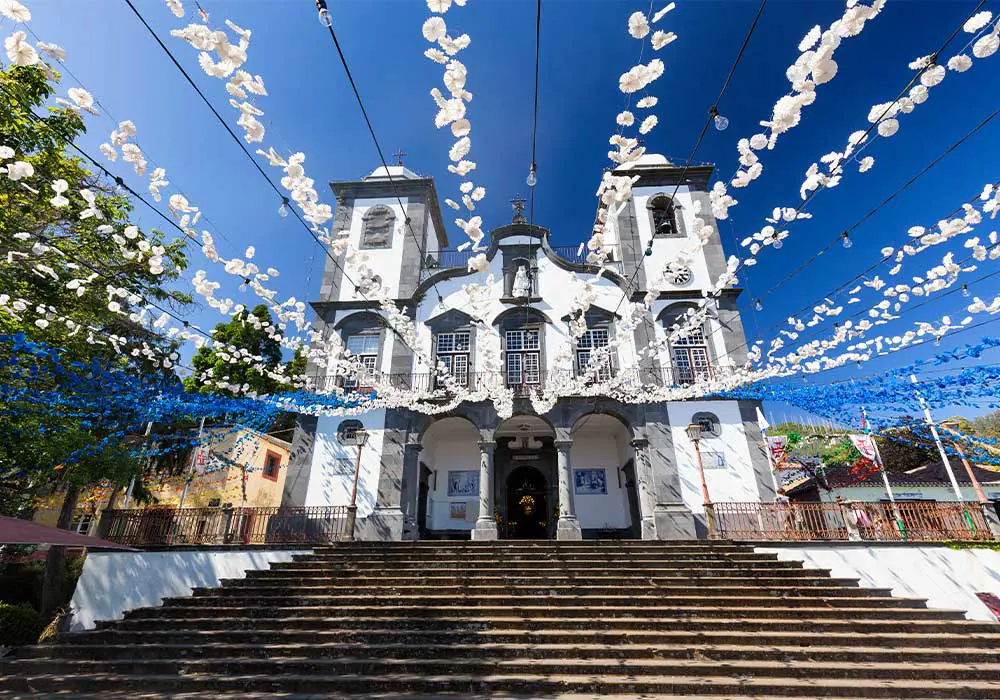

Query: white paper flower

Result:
[0,0,30,22]
[616,110,634,127]
[471,186,485,201]
[798,25,821,52]
[422,16,447,42]
[424,48,447,64]
[165,0,184,18]
[628,11,650,39]
[467,253,488,272]
[0,145,13,160]
[4,31,37,66]
[920,64,945,87]
[908,84,929,104]
[651,2,675,23]
[858,156,874,172]
[947,54,973,72]
[636,96,658,108]
[447,159,476,176]
[908,54,933,71]
[748,134,768,150]
[449,136,471,162]
[973,32,999,59]
[651,30,676,50]
[444,198,460,210]
[37,42,67,61]
[34,319,49,329]
[639,115,658,134]
[964,11,993,33]
[443,60,467,94]
[67,87,95,111]
[450,118,471,137]
[427,0,452,12]
[6,160,33,181]
[877,118,899,138]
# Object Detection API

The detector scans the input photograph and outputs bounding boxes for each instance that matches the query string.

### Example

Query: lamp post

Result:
[686,423,714,537]
[940,420,988,504]
[341,427,368,541]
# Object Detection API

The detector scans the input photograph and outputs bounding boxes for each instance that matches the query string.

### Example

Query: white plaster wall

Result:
[571,432,631,529]
[424,430,482,531]
[667,400,759,514]
[69,549,308,631]
[818,485,1000,503]
[304,409,385,516]
[343,197,408,300]
[756,545,1000,621]
[632,186,714,293]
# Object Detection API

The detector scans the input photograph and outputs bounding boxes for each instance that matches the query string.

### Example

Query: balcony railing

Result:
[322,366,733,397]
[710,501,996,542]
[421,244,622,278]
[99,506,352,547]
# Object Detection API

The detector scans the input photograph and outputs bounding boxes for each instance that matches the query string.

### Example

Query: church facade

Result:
[280,155,774,541]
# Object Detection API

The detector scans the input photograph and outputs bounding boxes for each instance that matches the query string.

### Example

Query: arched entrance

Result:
[505,465,549,539]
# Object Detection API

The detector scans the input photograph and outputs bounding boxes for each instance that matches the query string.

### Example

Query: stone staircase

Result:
[3,541,1000,699]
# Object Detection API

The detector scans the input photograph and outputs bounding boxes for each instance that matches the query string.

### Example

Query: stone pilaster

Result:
[629,438,658,540]
[472,440,498,541]
[554,439,582,540]
[401,442,423,541]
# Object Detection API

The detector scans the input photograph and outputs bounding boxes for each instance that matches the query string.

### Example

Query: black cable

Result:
[611,0,766,316]
[528,0,541,226]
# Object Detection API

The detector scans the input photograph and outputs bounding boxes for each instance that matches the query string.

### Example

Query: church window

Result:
[345,334,380,387]
[361,205,395,248]
[435,331,471,387]
[576,328,612,381]
[70,513,94,535]
[504,329,541,386]
[692,411,721,437]
[670,324,712,385]
[647,194,681,237]
[262,451,281,481]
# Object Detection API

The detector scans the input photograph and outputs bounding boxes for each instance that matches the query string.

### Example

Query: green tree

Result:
[1,64,190,622]
[184,304,283,395]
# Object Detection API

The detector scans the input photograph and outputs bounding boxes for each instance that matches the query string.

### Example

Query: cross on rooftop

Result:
[511,194,527,224]
[393,149,407,166]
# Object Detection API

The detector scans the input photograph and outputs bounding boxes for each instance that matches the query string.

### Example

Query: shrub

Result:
[0,603,42,647]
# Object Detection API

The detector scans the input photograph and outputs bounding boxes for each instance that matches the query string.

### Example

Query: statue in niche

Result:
[512,264,531,298]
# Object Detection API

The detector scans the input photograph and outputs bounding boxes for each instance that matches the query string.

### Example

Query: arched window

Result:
[361,205,395,248]
[336,419,364,443]
[691,411,721,437]
[662,307,712,385]
[647,194,680,238]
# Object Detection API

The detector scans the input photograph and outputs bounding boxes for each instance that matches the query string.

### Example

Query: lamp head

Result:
[685,423,702,442]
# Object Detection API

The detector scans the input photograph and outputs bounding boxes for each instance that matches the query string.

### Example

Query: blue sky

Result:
[17,0,1000,424]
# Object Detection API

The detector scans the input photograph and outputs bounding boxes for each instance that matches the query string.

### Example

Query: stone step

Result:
[233,572,859,586]
[294,552,763,563]
[312,542,748,551]
[207,583,891,598]
[172,593,924,610]
[280,555,790,567]
[105,613,991,634]
[9,656,1000,683]
[119,604,969,625]
[263,562,810,574]
[0,694,960,700]
[61,627,1000,650]
[4,669,1000,697]
[20,641,1000,665]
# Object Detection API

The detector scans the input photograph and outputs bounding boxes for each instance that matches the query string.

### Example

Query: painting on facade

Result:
[574,468,607,495]
[449,502,467,520]
[447,470,479,497]
[703,451,727,470]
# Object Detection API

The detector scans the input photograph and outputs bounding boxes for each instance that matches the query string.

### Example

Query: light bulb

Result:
[115,177,126,195]
[526,164,537,188]
[771,235,783,250]
[962,284,969,297]
[713,113,729,131]
[318,7,332,27]
[841,232,853,249]
[278,199,289,218]
[754,299,762,312]
[644,243,653,257]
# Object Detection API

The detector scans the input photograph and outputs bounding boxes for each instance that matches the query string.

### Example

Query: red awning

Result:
[0,516,137,550]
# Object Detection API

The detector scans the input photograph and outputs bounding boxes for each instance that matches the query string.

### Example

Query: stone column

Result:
[472,440,498,541]
[555,439,582,540]
[401,442,423,541]
[630,438,658,540]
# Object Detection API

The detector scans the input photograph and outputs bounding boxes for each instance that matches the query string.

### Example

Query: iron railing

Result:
[100,506,352,547]
[323,366,730,396]
[710,501,996,542]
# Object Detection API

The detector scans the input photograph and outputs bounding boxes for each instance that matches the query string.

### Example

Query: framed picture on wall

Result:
[449,502,467,520]
[574,468,607,495]
[447,470,479,497]
[702,451,727,469]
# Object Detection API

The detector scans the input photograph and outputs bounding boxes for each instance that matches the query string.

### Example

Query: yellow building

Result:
[33,429,291,536]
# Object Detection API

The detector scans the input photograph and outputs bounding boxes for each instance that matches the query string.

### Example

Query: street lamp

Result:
[339,427,368,540]
[686,423,715,537]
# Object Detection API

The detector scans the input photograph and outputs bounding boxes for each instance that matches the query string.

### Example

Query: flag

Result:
[767,435,789,468]
[756,406,770,434]
[848,434,878,462]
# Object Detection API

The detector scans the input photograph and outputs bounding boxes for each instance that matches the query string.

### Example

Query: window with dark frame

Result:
[69,513,94,536]
[344,334,380,388]
[648,194,680,237]
[262,451,281,481]
[576,327,613,381]
[670,322,712,385]
[505,328,541,386]
[435,330,471,387]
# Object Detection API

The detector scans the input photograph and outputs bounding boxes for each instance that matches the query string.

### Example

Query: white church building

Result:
[281,155,774,540]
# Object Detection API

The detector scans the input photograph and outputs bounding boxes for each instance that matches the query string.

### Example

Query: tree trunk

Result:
[40,484,80,622]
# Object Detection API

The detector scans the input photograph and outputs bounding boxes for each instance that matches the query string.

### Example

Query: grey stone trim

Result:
[716,294,750,365]
[319,196,352,305]
[611,164,714,190]
[637,403,685,505]
[330,177,448,249]
[738,399,776,501]
[615,197,646,297]
[688,188,729,286]
[280,414,318,508]
[398,196,426,297]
